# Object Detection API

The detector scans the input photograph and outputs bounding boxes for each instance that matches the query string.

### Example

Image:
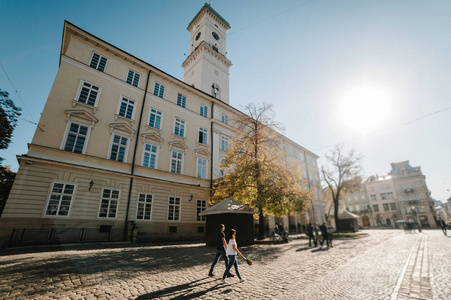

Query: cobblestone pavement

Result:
[0,229,450,300]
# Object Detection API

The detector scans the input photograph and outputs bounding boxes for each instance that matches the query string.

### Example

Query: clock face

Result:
[212,31,220,41]
[195,32,201,41]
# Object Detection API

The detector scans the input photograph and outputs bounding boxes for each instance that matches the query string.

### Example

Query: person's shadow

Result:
[135,277,233,299]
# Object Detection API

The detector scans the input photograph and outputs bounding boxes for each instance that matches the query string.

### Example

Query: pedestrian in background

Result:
[328,227,334,248]
[307,223,316,247]
[320,222,330,248]
[209,224,234,278]
[222,229,245,283]
[438,217,447,236]
[313,223,319,247]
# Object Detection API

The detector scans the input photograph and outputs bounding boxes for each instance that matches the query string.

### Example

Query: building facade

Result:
[343,161,436,229]
[0,4,322,245]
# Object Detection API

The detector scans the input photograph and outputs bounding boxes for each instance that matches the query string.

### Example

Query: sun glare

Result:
[339,86,391,135]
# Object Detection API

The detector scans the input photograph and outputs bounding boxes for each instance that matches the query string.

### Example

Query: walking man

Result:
[209,224,234,277]
[320,222,329,248]
[307,223,316,247]
[438,217,447,236]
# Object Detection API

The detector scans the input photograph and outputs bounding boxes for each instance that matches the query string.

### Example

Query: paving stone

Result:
[0,230,450,299]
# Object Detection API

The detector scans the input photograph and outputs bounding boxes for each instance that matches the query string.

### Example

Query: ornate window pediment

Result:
[65,109,98,126]
[142,132,163,144]
[195,147,210,157]
[109,122,136,137]
[169,140,188,151]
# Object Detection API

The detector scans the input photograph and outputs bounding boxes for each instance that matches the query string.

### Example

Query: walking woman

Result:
[222,229,245,283]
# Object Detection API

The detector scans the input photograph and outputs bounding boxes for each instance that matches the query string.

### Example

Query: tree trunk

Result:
[258,206,265,240]
[334,196,340,231]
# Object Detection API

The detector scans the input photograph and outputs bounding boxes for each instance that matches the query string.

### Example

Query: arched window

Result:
[211,83,220,99]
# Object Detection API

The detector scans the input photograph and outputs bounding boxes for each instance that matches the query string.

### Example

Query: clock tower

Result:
[182,3,232,104]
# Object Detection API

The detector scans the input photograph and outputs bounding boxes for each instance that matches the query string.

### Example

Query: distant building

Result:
[0,3,322,245]
[334,161,437,229]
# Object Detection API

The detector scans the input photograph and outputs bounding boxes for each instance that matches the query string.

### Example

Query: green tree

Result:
[211,103,311,240]
[0,165,16,216]
[321,144,363,231]
[0,89,22,161]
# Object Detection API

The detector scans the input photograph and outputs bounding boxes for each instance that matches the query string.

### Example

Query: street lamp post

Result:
[411,206,422,233]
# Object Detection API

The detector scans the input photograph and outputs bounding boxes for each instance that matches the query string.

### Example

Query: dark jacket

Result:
[320,224,328,237]
[307,224,314,236]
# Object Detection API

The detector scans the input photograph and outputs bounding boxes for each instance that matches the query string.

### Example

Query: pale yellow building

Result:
[0,3,321,245]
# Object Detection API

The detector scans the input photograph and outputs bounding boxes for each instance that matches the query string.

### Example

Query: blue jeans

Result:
[222,255,242,280]
[209,248,229,275]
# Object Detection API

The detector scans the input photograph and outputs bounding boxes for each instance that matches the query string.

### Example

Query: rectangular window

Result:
[381,193,387,200]
[154,82,165,98]
[174,118,185,137]
[379,185,384,190]
[126,70,140,87]
[370,195,377,201]
[386,184,390,189]
[64,123,88,154]
[170,151,183,174]
[372,204,379,212]
[89,52,108,72]
[197,157,207,179]
[148,108,162,129]
[219,158,226,178]
[177,94,186,108]
[221,136,229,151]
[143,144,158,169]
[198,127,208,144]
[118,97,135,120]
[77,81,100,106]
[221,114,228,124]
[45,183,75,216]
[390,203,397,210]
[387,192,394,199]
[136,194,152,220]
[110,134,128,162]
[99,189,119,218]
[168,196,181,221]
[200,104,208,117]
[197,200,207,221]
[383,203,390,211]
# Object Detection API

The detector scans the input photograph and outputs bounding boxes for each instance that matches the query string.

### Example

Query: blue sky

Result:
[1,0,451,201]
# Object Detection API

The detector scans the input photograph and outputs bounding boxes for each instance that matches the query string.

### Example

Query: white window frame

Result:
[197,157,208,179]
[221,114,228,124]
[170,150,184,174]
[221,135,229,152]
[174,117,186,137]
[89,52,108,72]
[200,104,208,117]
[198,127,208,145]
[196,200,207,222]
[177,93,186,108]
[117,96,136,120]
[44,182,76,217]
[98,188,120,219]
[127,69,140,87]
[148,108,162,129]
[154,82,165,98]
[142,143,158,169]
[75,80,101,107]
[136,193,153,220]
[62,122,90,154]
[167,196,181,221]
[108,133,129,163]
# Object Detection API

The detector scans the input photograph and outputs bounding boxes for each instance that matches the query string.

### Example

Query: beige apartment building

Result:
[344,161,437,229]
[0,3,322,245]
